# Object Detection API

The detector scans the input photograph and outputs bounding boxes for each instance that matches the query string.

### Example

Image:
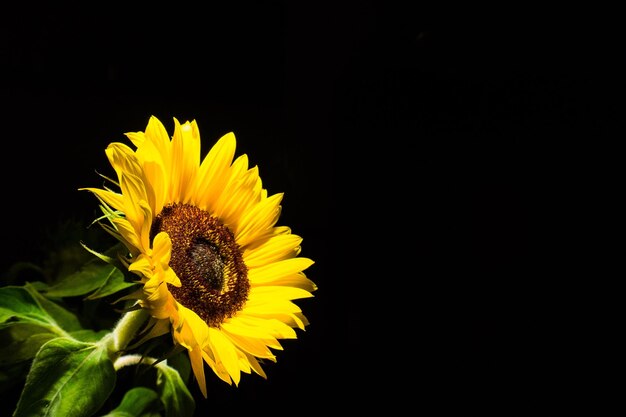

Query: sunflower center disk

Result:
[150,203,249,327]
[189,240,224,291]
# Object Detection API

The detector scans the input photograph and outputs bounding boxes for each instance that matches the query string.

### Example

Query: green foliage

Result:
[101,387,161,417]
[13,337,116,417]
[155,361,195,417]
[1,222,198,416]
[0,284,81,335]
[0,324,57,364]
[42,259,136,300]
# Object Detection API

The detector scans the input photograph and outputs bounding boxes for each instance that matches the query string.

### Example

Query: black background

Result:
[0,2,622,414]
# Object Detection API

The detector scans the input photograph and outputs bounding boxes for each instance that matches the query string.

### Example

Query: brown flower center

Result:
[150,203,249,327]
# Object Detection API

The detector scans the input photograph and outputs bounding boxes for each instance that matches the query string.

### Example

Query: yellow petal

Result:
[249,286,315,302]
[193,132,236,211]
[143,283,175,320]
[242,300,303,315]
[188,346,207,398]
[202,350,232,385]
[221,317,283,342]
[105,142,143,181]
[213,165,262,228]
[228,315,297,340]
[210,154,249,215]
[151,232,171,266]
[207,327,241,386]
[250,272,318,292]
[151,232,181,287]
[235,350,252,374]
[136,140,167,214]
[80,188,125,212]
[137,200,153,256]
[220,328,277,359]
[111,218,142,255]
[248,257,315,284]
[128,255,152,277]
[125,130,146,148]
[243,352,268,379]
[262,312,308,330]
[171,118,200,204]
[144,116,172,173]
[176,304,209,348]
[235,193,283,248]
[243,233,303,267]
[119,172,148,228]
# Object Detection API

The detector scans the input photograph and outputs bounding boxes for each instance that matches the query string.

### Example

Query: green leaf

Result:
[24,283,82,331]
[85,267,137,300]
[69,329,111,343]
[27,280,50,292]
[0,286,64,332]
[155,361,195,417]
[44,261,121,298]
[0,285,83,338]
[165,351,191,384]
[4,333,56,363]
[0,286,98,365]
[101,387,160,417]
[13,337,116,417]
[0,286,42,323]
[42,249,136,301]
[0,323,57,364]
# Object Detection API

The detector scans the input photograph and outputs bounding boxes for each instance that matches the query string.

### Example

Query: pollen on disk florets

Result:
[150,203,249,328]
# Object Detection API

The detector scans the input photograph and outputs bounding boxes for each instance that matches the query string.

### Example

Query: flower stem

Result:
[107,307,150,355]
[113,354,157,371]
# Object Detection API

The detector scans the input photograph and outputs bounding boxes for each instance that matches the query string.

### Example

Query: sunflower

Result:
[82,116,316,397]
